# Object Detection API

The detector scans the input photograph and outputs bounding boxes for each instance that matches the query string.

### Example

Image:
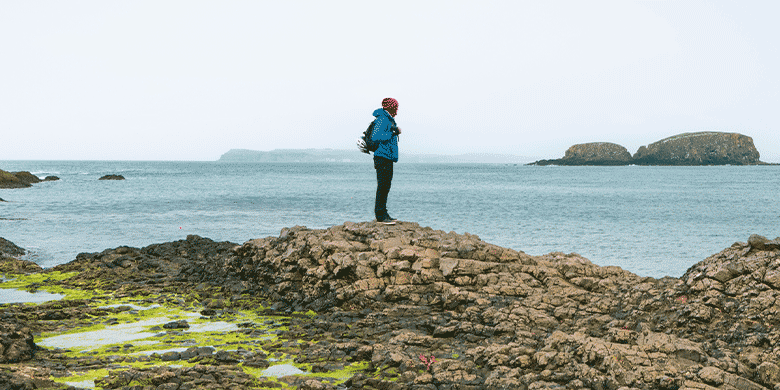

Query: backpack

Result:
[357,120,379,154]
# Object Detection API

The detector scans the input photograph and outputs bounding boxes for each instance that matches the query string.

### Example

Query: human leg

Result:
[374,156,394,220]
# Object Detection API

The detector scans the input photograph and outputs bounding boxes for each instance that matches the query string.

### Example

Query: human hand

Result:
[396,127,402,135]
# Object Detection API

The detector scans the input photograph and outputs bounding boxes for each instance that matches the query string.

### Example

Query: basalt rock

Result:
[531,142,633,166]
[0,170,39,188]
[0,170,58,188]
[633,131,764,165]
[0,239,41,274]
[99,174,125,180]
[0,323,36,363]
[0,237,26,258]
[10,224,780,389]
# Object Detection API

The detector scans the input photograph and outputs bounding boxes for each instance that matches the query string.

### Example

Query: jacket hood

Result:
[373,108,392,118]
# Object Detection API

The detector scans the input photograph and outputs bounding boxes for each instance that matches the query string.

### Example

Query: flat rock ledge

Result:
[3,224,780,389]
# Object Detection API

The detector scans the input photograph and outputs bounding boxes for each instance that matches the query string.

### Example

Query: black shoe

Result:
[377,216,396,225]
[385,214,398,221]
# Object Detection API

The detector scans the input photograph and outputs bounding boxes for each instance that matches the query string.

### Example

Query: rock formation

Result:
[99,174,125,180]
[4,226,780,389]
[0,237,26,258]
[633,132,763,165]
[0,170,59,188]
[530,132,768,166]
[0,323,36,364]
[530,142,633,166]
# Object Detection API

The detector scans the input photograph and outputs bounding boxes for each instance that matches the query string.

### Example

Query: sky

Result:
[1,1,778,162]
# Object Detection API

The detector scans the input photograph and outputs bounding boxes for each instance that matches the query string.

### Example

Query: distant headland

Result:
[530,131,774,166]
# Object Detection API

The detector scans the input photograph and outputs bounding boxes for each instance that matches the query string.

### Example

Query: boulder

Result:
[0,237,26,258]
[633,131,764,165]
[0,170,57,188]
[0,170,39,188]
[0,323,36,363]
[99,174,125,180]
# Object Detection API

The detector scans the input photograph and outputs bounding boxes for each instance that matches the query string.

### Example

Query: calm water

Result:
[1,161,778,278]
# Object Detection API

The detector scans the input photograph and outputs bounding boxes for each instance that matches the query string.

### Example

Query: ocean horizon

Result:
[1,160,778,279]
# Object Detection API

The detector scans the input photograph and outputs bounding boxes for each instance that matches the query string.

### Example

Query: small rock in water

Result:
[99,174,125,180]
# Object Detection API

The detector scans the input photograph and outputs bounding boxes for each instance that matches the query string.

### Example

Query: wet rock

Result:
[0,170,40,188]
[160,351,180,361]
[162,319,189,329]
[0,237,26,258]
[98,174,125,180]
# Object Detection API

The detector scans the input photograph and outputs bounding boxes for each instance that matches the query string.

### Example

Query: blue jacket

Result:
[370,108,399,162]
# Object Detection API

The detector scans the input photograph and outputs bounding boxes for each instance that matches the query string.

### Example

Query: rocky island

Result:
[528,142,633,166]
[530,132,770,166]
[3,223,780,389]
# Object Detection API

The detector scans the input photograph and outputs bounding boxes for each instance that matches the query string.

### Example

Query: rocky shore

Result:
[2,224,780,389]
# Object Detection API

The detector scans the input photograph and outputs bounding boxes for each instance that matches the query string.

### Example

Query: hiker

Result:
[371,98,401,224]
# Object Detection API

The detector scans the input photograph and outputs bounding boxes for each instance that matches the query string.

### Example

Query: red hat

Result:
[382,98,399,116]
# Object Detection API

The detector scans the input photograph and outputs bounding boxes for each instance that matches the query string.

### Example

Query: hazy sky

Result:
[2,1,778,162]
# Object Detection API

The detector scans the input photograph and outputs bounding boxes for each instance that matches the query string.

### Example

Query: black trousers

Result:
[374,156,394,219]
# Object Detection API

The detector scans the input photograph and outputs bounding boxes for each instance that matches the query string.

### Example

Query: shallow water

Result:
[261,364,307,377]
[63,380,94,389]
[37,317,165,350]
[0,288,63,304]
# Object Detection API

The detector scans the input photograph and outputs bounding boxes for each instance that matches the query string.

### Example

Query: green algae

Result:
[50,368,108,387]
[300,361,370,384]
[0,271,102,300]
[10,273,343,388]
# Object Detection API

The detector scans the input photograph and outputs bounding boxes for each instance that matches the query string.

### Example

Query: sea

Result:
[1,160,778,279]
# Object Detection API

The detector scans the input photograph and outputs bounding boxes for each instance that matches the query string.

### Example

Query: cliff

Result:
[633,132,763,165]
[529,132,769,166]
[530,142,632,166]
[3,224,780,389]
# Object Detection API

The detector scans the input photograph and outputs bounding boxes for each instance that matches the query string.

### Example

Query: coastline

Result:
[2,223,780,389]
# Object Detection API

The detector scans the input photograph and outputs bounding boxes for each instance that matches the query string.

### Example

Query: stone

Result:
[0,237,26,258]
[0,170,41,188]
[0,323,35,363]
[99,174,125,180]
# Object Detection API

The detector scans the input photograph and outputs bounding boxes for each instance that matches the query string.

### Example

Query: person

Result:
[371,98,401,225]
